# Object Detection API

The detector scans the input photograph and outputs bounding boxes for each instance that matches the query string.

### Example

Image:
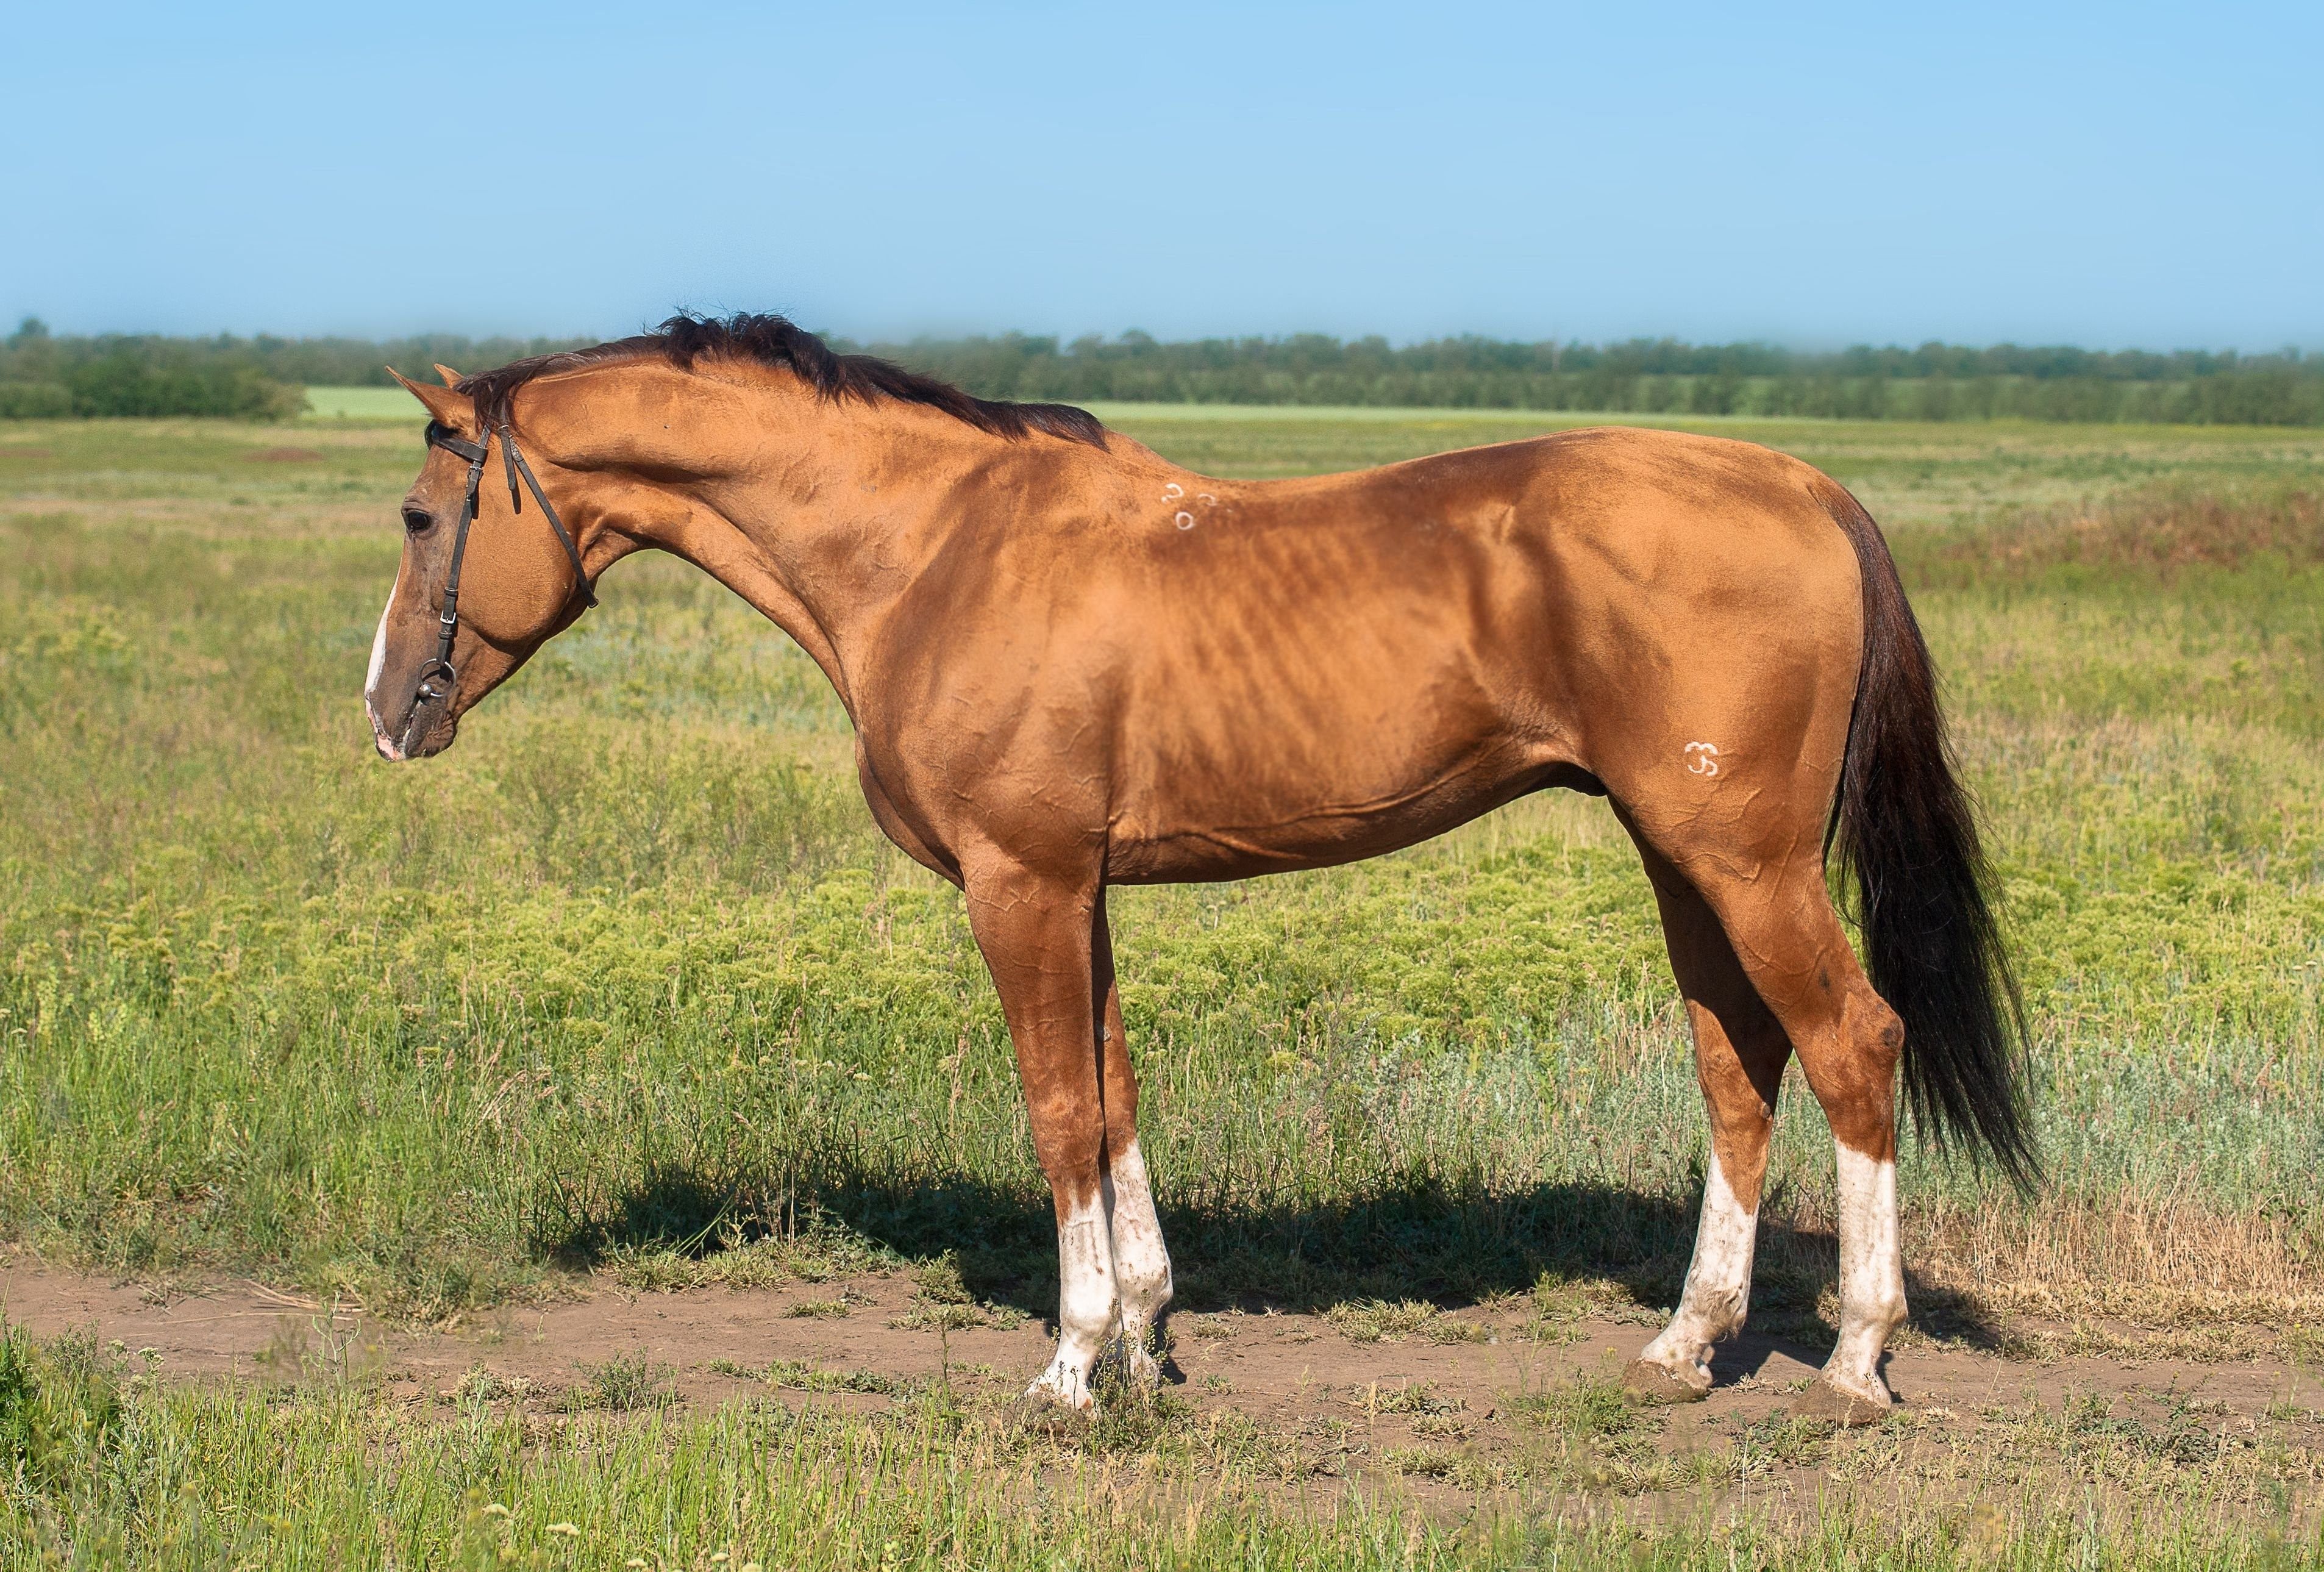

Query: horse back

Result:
[869,426,1865,884]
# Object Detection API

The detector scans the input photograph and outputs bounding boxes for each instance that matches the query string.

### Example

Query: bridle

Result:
[412,418,597,711]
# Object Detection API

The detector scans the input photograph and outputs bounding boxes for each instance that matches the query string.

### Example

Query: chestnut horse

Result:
[365,314,2030,1424]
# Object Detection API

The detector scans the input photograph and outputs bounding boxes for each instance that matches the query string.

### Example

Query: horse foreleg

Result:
[963,856,1119,1410]
[1626,851,1792,1403]
[1091,896,1172,1387]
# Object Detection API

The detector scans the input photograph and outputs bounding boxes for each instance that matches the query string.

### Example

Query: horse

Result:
[364,313,2031,1425]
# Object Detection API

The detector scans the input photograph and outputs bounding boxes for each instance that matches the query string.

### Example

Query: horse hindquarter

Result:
[1552,449,1917,1421]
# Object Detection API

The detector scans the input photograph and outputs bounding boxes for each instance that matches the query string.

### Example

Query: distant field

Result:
[3,412,2322,1564]
[307,385,1774,427]
[301,383,2324,519]
[309,386,1592,424]
[305,384,424,419]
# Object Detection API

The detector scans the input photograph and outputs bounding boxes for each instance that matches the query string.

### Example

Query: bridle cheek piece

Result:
[412,421,597,710]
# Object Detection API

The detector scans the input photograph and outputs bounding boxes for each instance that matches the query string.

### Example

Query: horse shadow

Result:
[537,1164,2012,1370]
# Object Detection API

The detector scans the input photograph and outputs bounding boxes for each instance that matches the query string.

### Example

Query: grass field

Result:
[2,406,2323,1566]
[304,387,419,420]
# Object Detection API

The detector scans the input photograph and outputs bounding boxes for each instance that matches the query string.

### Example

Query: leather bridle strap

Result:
[413,421,596,709]
[503,431,596,601]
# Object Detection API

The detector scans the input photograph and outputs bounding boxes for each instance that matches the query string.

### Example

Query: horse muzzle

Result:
[368,684,457,761]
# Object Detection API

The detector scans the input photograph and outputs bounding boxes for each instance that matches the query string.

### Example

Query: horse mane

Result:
[456,312,1108,449]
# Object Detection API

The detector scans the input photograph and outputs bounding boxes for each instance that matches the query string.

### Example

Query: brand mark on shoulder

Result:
[1684,741,1721,777]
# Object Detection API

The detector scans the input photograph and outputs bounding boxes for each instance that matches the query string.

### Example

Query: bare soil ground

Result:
[9,1258,2319,1524]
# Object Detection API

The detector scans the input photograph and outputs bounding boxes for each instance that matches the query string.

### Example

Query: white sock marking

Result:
[1027,1191,1116,1410]
[1104,1138,1173,1381]
[1638,1149,1758,1387]
[1825,1142,1905,1403]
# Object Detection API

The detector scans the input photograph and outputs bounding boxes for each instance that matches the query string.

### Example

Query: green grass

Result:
[304,385,423,420]
[4,412,2323,1561]
[1,1320,2318,1568]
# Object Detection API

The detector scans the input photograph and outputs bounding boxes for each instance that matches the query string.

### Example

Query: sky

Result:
[5,2,2320,351]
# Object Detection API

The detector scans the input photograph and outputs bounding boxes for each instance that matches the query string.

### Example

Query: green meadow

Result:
[305,386,421,420]
[2,407,2322,1565]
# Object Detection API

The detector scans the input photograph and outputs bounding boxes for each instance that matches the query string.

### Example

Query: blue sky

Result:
[7,2,2319,350]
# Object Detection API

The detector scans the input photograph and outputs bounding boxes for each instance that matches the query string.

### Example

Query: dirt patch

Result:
[5,1258,2317,1520]
[247,446,325,462]
[0,446,55,460]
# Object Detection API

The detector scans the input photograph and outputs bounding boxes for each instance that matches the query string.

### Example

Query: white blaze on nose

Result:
[365,582,404,759]
[365,581,396,702]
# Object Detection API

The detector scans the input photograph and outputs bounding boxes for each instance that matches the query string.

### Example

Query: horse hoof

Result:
[1793,1376,1892,1427]
[1622,1359,1711,1406]
[1008,1392,1092,1438]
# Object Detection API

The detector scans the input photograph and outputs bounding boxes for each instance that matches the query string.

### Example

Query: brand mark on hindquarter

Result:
[1684,741,1721,777]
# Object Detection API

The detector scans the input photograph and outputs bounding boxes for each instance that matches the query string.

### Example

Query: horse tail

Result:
[1816,476,2038,1189]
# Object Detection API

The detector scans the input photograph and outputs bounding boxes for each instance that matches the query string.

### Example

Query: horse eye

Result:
[402,507,433,535]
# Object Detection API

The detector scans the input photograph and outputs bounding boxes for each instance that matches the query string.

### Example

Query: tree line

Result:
[858,332,2323,425]
[0,320,598,420]
[4,316,2318,426]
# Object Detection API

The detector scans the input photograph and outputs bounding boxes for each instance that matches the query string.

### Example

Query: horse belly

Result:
[1102,721,1575,884]
[1099,545,1574,881]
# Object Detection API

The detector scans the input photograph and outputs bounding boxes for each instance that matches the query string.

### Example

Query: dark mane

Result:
[455,312,1107,448]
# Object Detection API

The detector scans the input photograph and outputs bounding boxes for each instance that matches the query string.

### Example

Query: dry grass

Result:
[1912,1193,2324,1346]
[1919,484,2324,576]
[1731,1188,2324,1359]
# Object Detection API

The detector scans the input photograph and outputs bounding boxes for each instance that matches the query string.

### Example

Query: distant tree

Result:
[3,321,2317,425]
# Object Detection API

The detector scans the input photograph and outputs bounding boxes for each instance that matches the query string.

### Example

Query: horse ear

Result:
[387,366,469,427]
[432,363,464,388]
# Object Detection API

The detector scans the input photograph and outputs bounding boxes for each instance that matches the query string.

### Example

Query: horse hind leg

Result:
[1624,840,1794,1404]
[1686,850,1908,1424]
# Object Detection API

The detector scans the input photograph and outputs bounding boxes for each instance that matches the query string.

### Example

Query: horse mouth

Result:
[401,707,458,760]
[369,692,456,761]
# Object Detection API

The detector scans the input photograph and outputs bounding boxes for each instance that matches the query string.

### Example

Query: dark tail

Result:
[1816,477,2039,1189]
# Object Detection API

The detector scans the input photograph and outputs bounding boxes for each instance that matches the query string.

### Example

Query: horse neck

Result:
[632,382,1111,712]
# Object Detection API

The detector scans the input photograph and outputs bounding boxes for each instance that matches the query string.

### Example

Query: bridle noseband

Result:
[412,420,597,710]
